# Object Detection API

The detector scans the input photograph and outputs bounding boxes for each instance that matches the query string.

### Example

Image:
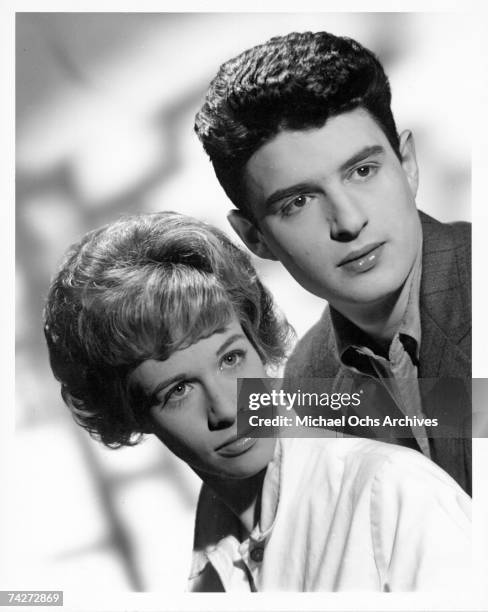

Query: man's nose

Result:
[206,382,237,431]
[327,189,368,242]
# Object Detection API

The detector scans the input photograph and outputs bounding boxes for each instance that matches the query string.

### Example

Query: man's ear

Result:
[398,129,419,197]
[227,210,278,261]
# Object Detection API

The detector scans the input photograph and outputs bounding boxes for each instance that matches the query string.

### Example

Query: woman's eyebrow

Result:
[137,332,246,400]
[149,373,186,400]
[216,333,246,357]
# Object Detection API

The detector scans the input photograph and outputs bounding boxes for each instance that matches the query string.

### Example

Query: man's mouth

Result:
[338,242,385,273]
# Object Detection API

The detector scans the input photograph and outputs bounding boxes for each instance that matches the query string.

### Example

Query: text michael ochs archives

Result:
[244,388,439,430]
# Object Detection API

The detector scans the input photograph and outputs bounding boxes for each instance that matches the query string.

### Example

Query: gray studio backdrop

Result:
[15,12,470,591]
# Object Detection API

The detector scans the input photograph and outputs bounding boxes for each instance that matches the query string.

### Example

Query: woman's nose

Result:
[206,382,237,431]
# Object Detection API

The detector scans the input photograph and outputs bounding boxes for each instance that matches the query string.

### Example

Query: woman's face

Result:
[130,318,276,480]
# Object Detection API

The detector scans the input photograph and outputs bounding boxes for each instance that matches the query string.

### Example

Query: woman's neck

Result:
[196,469,267,538]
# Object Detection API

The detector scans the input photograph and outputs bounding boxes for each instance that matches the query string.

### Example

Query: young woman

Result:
[44,212,471,592]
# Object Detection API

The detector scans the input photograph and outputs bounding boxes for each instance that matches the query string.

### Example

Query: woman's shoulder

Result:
[280,437,470,504]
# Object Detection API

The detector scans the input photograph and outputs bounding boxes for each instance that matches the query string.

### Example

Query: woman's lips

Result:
[216,435,257,457]
[338,242,385,274]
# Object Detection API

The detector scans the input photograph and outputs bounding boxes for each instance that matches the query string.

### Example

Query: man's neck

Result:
[332,227,422,350]
[340,282,411,350]
[332,255,420,352]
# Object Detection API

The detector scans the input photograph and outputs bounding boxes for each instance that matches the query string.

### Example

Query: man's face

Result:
[240,108,421,309]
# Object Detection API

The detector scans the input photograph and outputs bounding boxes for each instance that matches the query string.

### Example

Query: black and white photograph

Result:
[4,5,488,611]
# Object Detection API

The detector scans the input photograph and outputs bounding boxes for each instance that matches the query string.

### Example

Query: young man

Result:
[194,31,471,493]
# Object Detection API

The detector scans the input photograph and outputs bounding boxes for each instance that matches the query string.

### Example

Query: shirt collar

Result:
[398,242,422,359]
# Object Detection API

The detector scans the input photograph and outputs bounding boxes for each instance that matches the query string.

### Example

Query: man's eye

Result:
[281,194,312,217]
[220,349,245,370]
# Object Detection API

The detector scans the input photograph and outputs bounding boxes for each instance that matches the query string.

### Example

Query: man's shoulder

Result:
[419,210,470,235]
[415,210,471,384]
[420,210,471,273]
[284,307,341,379]
[419,210,471,335]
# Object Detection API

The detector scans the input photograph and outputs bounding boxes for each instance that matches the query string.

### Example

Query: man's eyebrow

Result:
[261,145,385,215]
[263,182,320,214]
[338,145,385,173]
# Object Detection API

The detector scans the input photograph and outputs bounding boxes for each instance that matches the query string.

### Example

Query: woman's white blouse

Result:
[188,437,471,592]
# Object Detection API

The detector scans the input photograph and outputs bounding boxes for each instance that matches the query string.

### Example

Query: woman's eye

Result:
[351,164,379,181]
[357,166,370,176]
[220,350,245,370]
[281,194,312,217]
[165,382,191,406]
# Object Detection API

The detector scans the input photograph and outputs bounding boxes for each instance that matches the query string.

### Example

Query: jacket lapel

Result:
[418,211,471,380]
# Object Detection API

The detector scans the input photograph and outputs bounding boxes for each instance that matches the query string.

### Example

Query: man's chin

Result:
[326,276,408,309]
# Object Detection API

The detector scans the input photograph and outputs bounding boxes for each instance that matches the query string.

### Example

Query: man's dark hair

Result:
[195,31,400,217]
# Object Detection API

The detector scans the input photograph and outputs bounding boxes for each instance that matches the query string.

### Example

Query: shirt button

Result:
[250,546,264,563]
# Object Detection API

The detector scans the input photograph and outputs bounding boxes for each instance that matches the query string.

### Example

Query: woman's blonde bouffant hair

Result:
[44,212,293,447]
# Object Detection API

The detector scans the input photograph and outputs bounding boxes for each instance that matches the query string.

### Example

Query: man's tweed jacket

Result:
[284,211,471,494]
